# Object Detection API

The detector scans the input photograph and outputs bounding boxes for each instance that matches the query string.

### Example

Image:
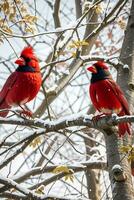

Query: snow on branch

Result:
[0,175,40,199]
[0,161,106,196]
[0,113,133,169]
[0,113,133,132]
[0,192,86,200]
[14,161,106,184]
[81,55,126,70]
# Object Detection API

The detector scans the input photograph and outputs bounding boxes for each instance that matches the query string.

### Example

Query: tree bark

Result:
[82,1,102,199]
[104,130,133,200]
[105,1,134,199]
[84,131,101,200]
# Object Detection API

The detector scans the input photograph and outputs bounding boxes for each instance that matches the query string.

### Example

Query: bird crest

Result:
[21,46,34,58]
[94,61,109,70]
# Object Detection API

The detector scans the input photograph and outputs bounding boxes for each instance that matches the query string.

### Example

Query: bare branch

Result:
[53,0,61,34]
[75,0,82,19]
[0,175,40,199]
[0,113,134,129]
[0,161,106,193]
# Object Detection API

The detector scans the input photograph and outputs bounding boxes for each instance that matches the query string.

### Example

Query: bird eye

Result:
[25,57,31,62]
[21,56,31,63]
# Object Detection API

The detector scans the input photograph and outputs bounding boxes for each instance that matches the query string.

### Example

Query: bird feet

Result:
[20,110,33,118]
[18,105,33,118]
[91,113,112,126]
[92,114,105,122]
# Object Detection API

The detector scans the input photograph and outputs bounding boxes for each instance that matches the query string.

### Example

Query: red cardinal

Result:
[87,61,131,137]
[0,46,42,117]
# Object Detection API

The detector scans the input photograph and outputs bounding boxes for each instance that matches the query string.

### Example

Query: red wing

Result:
[89,84,100,111]
[0,72,18,105]
[106,79,130,115]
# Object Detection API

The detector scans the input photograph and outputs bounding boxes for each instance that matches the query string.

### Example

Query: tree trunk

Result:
[83,2,101,198]
[104,130,133,200]
[105,1,134,199]
[84,131,101,200]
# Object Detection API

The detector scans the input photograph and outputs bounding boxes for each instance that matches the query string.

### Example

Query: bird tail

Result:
[0,100,11,117]
[131,160,134,176]
[118,122,131,137]
[118,110,131,137]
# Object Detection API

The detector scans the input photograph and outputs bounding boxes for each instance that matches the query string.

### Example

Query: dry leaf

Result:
[3,26,13,34]
[53,165,70,173]
[71,52,77,58]
[25,26,36,34]
[53,166,74,182]
[94,3,104,14]
[35,185,45,195]
[68,40,89,49]
[117,18,126,29]
[64,173,74,182]
[120,145,133,153]
[29,136,42,148]
[128,154,134,162]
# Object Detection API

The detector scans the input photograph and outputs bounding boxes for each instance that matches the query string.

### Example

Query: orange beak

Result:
[15,57,25,66]
[87,65,97,73]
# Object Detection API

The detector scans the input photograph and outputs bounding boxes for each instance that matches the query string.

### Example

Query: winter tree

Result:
[0,0,133,199]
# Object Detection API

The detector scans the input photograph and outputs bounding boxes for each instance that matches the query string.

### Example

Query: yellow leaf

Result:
[70,175,74,182]
[2,2,9,12]
[23,15,38,24]
[53,166,70,174]
[20,5,27,13]
[120,145,134,163]
[71,52,77,58]
[68,43,76,49]
[73,40,80,47]
[121,145,132,153]
[35,185,45,195]
[29,136,42,148]
[64,174,74,182]
[53,166,74,182]
[3,26,13,34]
[128,155,134,162]
[16,0,22,3]
[9,13,15,21]
[80,40,89,46]
[31,15,38,23]
[11,6,16,17]
[25,26,35,34]
[120,145,132,153]
[117,18,126,30]
[68,40,89,49]
[94,3,104,14]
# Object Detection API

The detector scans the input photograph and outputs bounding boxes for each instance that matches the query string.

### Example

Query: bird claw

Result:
[92,114,105,122]
[20,110,33,118]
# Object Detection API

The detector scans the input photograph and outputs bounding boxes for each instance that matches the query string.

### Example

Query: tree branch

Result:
[0,114,133,131]
[0,175,40,199]
[0,161,106,194]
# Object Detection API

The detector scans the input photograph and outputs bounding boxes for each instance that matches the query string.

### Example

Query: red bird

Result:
[87,61,131,137]
[0,46,42,117]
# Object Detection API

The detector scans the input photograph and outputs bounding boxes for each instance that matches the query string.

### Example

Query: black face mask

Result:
[16,65,36,72]
[16,56,36,72]
[91,67,110,83]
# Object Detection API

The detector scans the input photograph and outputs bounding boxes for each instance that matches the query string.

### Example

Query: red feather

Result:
[94,61,109,70]
[0,72,17,117]
[88,61,131,137]
[21,46,34,57]
[0,47,42,117]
